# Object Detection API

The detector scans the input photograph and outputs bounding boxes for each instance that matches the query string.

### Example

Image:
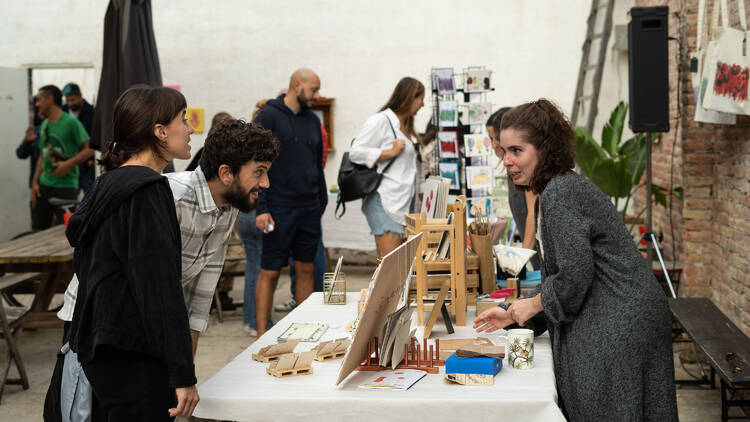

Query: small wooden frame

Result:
[266,351,315,378]
[313,337,351,361]
[424,282,453,338]
[356,336,444,374]
[323,268,346,305]
[252,339,300,363]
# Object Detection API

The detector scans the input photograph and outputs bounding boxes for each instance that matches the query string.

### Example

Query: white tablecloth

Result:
[322,194,376,251]
[194,293,564,422]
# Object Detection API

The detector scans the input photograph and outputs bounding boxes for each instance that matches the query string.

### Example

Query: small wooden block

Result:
[438,337,493,351]
[266,351,315,378]
[313,337,351,361]
[456,344,505,359]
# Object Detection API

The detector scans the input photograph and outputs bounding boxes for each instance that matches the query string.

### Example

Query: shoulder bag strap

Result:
[380,115,399,174]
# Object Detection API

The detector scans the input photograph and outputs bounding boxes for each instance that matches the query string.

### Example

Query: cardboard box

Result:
[445,352,502,375]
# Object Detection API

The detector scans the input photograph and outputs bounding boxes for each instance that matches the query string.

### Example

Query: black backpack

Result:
[335,117,397,218]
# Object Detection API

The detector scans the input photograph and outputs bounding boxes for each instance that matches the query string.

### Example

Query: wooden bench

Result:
[669,298,750,422]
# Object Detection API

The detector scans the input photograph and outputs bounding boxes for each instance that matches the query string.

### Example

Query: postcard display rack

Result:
[405,196,482,327]
[430,66,502,221]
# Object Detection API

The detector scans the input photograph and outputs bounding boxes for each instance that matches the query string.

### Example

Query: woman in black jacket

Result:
[66,85,198,421]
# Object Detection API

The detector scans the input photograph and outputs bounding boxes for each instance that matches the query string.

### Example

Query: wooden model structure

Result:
[252,339,300,362]
[356,337,445,374]
[405,196,481,326]
[312,337,351,361]
[266,350,314,378]
[322,271,346,305]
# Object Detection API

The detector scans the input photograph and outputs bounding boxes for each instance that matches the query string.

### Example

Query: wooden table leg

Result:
[23,271,71,329]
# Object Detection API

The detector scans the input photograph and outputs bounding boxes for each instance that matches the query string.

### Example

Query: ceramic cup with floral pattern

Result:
[507,328,534,369]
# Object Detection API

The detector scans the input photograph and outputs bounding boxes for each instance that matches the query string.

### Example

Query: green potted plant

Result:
[574,101,683,231]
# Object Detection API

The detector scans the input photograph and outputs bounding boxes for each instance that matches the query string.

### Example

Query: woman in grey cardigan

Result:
[474,99,677,421]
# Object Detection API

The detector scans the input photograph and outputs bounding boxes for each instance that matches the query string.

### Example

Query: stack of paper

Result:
[421,176,451,219]
[379,305,414,369]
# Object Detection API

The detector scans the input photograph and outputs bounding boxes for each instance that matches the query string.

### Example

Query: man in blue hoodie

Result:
[253,68,327,336]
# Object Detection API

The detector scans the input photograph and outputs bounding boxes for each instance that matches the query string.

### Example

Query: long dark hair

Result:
[99,85,186,171]
[499,99,576,194]
[380,77,424,143]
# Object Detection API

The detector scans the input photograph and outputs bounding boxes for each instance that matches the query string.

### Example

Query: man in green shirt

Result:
[31,85,93,230]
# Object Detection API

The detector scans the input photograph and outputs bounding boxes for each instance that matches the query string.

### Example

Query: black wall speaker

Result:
[628,6,670,133]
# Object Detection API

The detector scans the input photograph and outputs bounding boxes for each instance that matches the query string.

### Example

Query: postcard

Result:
[438,131,459,159]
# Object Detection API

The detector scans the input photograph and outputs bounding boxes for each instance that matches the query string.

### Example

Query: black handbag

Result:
[335,117,398,218]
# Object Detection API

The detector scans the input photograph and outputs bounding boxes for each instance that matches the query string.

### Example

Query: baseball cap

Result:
[62,83,81,97]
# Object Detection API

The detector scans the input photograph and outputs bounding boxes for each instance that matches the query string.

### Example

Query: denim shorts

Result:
[361,192,404,236]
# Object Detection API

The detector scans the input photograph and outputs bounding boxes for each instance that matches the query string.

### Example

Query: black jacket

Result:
[63,100,95,135]
[253,94,327,214]
[66,166,196,388]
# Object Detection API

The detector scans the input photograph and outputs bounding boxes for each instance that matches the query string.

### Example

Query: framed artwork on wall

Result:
[310,97,335,152]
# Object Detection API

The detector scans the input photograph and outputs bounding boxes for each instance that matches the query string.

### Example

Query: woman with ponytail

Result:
[474,99,677,421]
[66,85,199,420]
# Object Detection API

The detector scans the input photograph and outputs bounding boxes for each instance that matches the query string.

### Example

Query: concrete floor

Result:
[0,264,741,421]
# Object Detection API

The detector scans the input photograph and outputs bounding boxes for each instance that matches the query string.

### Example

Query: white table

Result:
[194,293,565,422]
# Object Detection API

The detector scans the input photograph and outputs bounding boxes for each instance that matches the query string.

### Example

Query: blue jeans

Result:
[238,210,271,330]
[289,235,328,295]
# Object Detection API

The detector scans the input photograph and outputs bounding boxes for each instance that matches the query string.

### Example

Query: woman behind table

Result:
[349,77,424,258]
[474,99,677,421]
[66,85,199,420]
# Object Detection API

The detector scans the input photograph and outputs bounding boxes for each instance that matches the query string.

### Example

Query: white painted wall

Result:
[1,0,590,190]
[0,67,32,241]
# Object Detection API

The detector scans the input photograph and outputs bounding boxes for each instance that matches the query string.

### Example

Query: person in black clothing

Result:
[17,99,44,188]
[252,68,327,336]
[66,85,199,421]
[62,83,97,193]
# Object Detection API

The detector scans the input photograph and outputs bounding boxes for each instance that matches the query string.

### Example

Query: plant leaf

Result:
[574,126,606,180]
[601,101,627,156]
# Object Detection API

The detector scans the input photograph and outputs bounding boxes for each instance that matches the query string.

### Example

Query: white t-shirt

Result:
[349,108,418,224]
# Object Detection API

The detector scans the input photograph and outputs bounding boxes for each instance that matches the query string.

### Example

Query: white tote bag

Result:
[693,0,737,123]
[703,0,750,115]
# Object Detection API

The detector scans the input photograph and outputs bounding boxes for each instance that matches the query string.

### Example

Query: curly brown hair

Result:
[199,119,279,181]
[498,99,575,194]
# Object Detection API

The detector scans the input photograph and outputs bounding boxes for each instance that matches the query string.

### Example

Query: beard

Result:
[223,181,260,213]
[297,90,310,109]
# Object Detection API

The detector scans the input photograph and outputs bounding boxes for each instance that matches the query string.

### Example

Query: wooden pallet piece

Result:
[313,337,351,361]
[266,351,314,378]
[252,339,300,362]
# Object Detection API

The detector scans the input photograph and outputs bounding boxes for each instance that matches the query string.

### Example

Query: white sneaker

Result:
[243,325,258,337]
[273,298,297,312]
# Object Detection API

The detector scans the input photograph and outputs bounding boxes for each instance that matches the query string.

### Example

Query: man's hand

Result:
[52,160,74,178]
[255,213,275,233]
[507,294,543,327]
[25,125,37,142]
[31,182,41,207]
[168,385,199,418]
[473,307,514,333]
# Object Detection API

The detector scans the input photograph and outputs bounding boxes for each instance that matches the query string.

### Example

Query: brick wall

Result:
[633,0,750,337]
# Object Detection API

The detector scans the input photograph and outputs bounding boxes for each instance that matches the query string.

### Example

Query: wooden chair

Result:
[0,299,30,404]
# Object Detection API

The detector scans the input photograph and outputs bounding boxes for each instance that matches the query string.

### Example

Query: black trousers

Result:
[82,346,177,422]
[31,184,78,230]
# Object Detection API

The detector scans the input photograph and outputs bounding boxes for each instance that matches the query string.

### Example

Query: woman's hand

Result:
[169,385,199,417]
[507,294,543,327]
[390,138,406,156]
[473,307,514,333]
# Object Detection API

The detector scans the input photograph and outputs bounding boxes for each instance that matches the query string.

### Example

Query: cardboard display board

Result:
[336,233,423,385]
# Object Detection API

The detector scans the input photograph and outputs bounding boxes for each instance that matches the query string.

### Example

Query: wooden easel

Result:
[356,336,445,374]
[405,196,480,326]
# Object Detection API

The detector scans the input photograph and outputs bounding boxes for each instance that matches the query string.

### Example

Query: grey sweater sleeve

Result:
[538,181,596,325]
